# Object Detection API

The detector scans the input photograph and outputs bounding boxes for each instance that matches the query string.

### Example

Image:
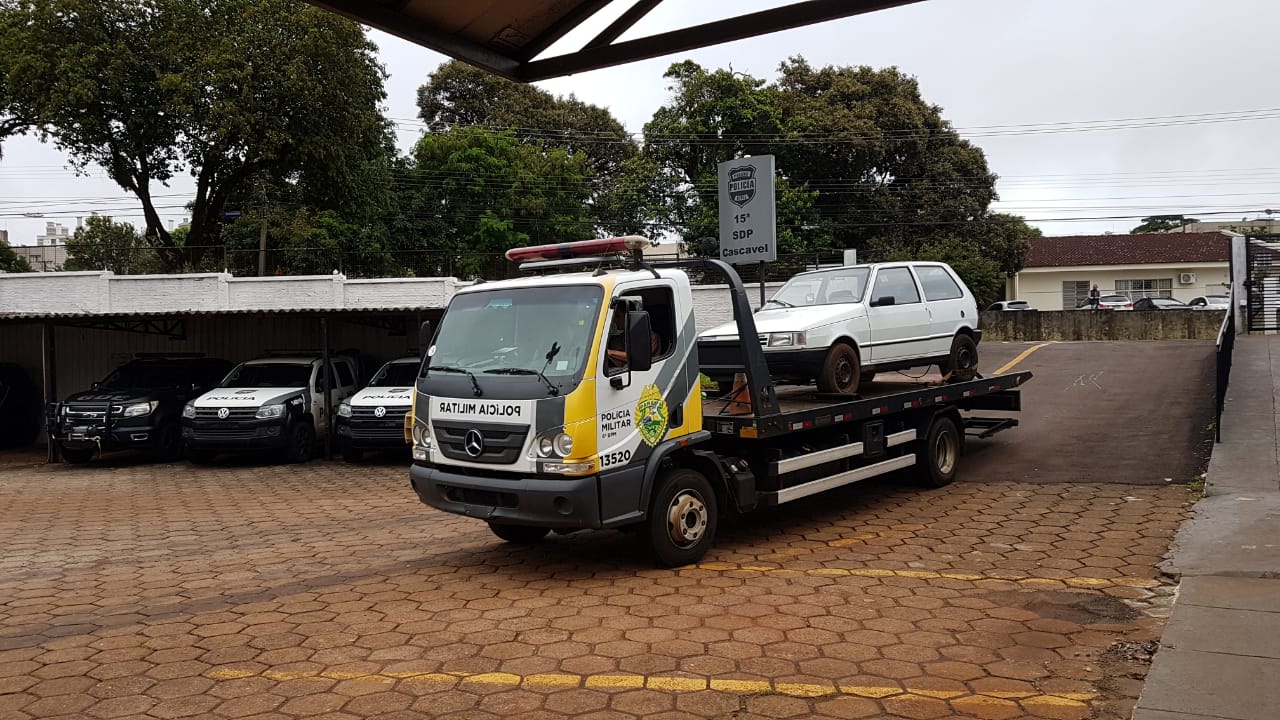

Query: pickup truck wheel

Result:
[817,343,861,395]
[151,423,183,463]
[488,523,550,544]
[61,447,94,465]
[284,423,314,464]
[916,415,961,488]
[943,334,979,382]
[186,447,217,465]
[342,441,364,464]
[645,468,718,567]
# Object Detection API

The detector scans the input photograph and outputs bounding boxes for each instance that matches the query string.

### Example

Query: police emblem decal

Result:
[727,164,757,207]
[635,384,669,447]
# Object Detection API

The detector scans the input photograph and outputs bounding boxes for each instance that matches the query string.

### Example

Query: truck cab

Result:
[337,356,419,462]
[182,354,357,463]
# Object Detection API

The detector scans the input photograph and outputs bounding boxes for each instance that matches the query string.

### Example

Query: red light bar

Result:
[505,236,651,263]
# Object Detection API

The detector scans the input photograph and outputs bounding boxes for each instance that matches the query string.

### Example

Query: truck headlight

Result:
[122,401,157,418]
[412,422,430,448]
[533,430,574,458]
[255,404,285,420]
[182,403,196,419]
[767,332,806,347]
[337,402,352,418]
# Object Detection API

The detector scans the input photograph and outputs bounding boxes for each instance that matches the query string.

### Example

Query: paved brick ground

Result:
[0,456,1192,720]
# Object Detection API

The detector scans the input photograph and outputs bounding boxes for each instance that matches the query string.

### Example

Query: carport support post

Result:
[758,261,766,308]
[321,317,333,460]
[42,322,58,463]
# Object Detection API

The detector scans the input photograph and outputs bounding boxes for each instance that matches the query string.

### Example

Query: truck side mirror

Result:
[418,321,434,358]
[870,295,896,307]
[626,311,653,373]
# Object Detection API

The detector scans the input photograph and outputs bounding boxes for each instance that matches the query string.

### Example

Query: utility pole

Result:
[257,184,268,277]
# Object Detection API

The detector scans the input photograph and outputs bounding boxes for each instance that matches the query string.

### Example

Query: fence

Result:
[1215,294,1236,443]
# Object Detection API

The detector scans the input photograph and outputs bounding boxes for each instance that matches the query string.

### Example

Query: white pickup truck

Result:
[337,356,418,462]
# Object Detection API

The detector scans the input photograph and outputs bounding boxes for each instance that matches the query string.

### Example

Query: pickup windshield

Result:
[768,267,871,308]
[220,362,312,389]
[426,286,604,379]
[369,362,420,387]
[98,362,198,390]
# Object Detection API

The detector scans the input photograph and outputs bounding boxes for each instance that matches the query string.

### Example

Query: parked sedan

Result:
[1076,294,1133,310]
[1187,295,1230,310]
[698,262,981,395]
[1132,297,1189,311]
[987,300,1033,311]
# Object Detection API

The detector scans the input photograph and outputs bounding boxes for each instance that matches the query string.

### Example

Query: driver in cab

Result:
[605,304,660,370]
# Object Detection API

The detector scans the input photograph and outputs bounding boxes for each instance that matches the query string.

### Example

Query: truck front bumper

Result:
[410,462,602,529]
[56,422,164,452]
[182,419,290,450]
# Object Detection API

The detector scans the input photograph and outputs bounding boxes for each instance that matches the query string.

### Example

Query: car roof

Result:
[790,261,948,279]
[244,357,318,365]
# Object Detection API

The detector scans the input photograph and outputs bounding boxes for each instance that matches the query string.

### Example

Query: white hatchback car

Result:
[698,262,981,395]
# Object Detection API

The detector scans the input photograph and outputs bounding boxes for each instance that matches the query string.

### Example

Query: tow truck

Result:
[409,237,1030,566]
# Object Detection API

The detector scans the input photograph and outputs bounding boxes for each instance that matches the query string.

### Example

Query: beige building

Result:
[10,222,71,272]
[1007,232,1231,310]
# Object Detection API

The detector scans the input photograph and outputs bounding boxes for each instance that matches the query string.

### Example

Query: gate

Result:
[1246,236,1280,332]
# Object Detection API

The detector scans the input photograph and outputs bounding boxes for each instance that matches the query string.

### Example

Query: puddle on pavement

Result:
[983,589,1140,623]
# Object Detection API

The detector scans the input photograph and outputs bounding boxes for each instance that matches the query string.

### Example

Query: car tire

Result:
[61,447,94,465]
[488,523,550,544]
[644,468,718,567]
[817,343,861,395]
[916,414,962,488]
[186,447,217,465]
[151,423,183,463]
[342,442,365,464]
[284,423,314,464]
[943,334,979,382]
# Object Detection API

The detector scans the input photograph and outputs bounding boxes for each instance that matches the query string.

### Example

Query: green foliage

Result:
[64,216,163,273]
[1132,215,1198,233]
[0,0,394,269]
[0,237,31,272]
[217,208,401,278]
[396,126,596,279]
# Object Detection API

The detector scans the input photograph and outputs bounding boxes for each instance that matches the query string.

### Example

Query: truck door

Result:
[595,283,684,475]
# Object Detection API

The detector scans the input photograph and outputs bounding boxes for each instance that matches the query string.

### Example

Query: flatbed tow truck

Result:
[408,237,1030,566]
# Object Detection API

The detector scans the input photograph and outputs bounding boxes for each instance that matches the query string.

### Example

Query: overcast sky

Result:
[3,0,1279,247]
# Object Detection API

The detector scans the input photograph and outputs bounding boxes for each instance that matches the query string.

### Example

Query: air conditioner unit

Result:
[1178,272,1196,285]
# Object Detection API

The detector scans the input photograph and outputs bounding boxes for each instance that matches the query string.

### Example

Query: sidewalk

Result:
[1134,334,1280,720]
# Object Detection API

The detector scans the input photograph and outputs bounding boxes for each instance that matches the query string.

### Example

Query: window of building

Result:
[1062,281,1090,310]
[1115,279,1173,300]
[871,268,922,304]
[913,265,964,301]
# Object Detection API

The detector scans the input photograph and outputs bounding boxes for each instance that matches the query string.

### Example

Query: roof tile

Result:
[1025,232,1229,268]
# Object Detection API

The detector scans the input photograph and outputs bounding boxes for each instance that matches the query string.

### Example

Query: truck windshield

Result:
[99,363,195,390]
[427,286,604,379]
[369,362,420,387]
[220,363,311,389]
[767,267,870,308]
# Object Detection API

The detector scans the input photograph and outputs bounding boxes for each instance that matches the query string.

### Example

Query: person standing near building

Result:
[1088,284,1101,310]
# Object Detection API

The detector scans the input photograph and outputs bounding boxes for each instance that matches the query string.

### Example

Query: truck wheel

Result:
[61,447,94,465]
[284,423,314,464]
[943,334,979,382]
[342,444,365,463]
[151,423,183,463]
[645,468,718,567]
[817,343,861,395]
[488,523,550,544]
[186,447,217,465]
[916,415,961,488]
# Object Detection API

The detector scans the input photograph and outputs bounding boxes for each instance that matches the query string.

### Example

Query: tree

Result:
[63,216,161,273]
[0,237,30,272]
[398,127,596,278]
[1132,215,1198,233]
[0,0,394,269]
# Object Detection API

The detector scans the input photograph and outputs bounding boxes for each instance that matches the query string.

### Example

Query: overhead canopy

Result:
[305,0,924,82]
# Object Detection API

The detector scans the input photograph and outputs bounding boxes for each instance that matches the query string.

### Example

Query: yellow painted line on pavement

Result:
[690,561,1161,589]
[993,341,1053,375]
[205,667,1096,705]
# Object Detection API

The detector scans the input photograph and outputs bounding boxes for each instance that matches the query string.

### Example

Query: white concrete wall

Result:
[108,274,226,313]
[1014,263,1230,310]
[690,283,783,333]
[0,272,106,314]
[344,278,457,309]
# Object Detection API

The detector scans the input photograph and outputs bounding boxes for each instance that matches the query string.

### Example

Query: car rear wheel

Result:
[943,334,979,382]
[817,343,861,395]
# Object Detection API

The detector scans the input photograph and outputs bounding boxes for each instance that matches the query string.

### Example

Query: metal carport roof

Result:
[304,0,925,82]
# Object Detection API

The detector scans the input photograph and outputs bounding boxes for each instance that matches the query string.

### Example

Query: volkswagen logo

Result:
[373,406,387,418]
[464,429,484,458]
[217,407,230,420]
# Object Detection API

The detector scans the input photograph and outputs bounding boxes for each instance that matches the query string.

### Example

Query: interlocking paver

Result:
[0,459,1193,718]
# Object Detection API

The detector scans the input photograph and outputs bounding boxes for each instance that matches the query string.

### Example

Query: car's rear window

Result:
[1008,301,1030,309]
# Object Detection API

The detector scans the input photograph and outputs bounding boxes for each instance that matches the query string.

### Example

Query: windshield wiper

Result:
[427,365,482,397]
[765,298,795,308]
[483,367,559,396]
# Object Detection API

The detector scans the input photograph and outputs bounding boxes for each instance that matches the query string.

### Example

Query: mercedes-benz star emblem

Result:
[464,429,484,458]
[373,406,387,418]
[217,407,230,419]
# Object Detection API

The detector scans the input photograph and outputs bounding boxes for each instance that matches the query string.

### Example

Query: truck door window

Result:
[334,361,355,388]
[605,287,675,376]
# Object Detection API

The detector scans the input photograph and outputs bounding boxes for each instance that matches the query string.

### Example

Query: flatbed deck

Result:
[703,371,1032,439]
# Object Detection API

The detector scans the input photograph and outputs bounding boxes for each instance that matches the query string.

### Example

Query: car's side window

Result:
[914,266,963,301]
[871,268,922,304]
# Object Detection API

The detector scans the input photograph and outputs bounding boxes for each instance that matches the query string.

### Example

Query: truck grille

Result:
[350,405,409,419]
[432,421,527,465]
[194,407,258,420]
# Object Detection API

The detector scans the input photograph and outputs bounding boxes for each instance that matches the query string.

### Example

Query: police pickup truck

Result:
[182,354,357,463]
[337,356,418,462]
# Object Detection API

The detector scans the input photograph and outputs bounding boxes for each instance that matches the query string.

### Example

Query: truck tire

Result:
[284,423,314,464]
[488,523,550,544]
[61,447,94,465]
[151,423,183,463]
[817,343,861,395]
[943,334,979,382]
[186,447,217,465]
[644,468,718,567]
[342,441,364,464]
[916,415,961,488]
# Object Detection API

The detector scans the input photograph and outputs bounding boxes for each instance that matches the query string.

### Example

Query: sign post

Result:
[718,155,777,307]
